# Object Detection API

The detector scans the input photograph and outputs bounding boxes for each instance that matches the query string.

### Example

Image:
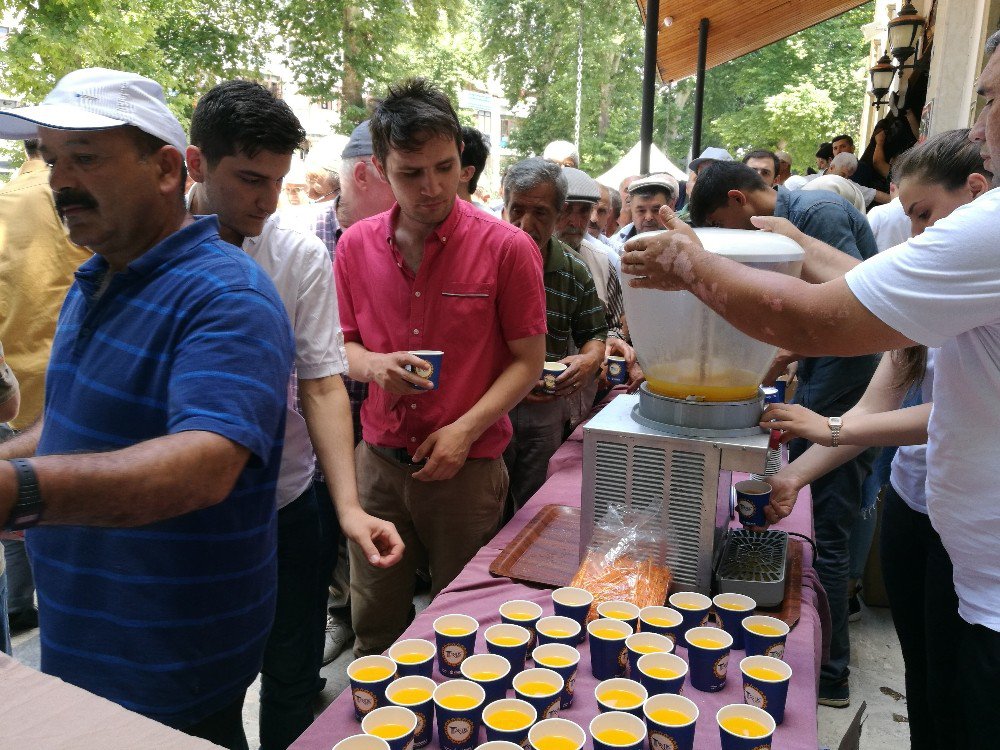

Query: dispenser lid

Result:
[694,228,804,263]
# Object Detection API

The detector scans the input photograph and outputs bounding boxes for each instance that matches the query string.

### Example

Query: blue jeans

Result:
[259,485,331,750]
[790,389,875,688]
[1,538,35,614]
[1,568,11,655]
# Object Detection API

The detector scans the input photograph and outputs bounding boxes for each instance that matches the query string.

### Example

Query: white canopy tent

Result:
[596,141,687,188]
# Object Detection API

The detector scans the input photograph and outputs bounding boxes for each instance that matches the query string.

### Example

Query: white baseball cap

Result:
[0,68,187,154]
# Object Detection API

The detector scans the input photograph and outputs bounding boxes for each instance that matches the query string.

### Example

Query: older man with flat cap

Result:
[501,158,607,513]
[0,68,294,749]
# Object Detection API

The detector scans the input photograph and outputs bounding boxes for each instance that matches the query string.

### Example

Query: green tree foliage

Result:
[274,0,483,129]
[0,0,271,121]
[479,0,646,174]
[697,2,873,172]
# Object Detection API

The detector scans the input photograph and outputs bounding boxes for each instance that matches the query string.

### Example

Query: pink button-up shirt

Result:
[335,198,547,459]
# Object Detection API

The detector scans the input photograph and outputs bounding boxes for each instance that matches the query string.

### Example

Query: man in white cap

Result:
[542,139,579,168]
[0,68,295,749]
[613,172,680,246]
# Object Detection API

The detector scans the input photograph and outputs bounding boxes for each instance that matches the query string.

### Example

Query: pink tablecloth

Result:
[293,397,826,750]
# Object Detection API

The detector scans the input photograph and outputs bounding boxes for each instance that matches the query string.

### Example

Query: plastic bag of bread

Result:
[569,504,672,622]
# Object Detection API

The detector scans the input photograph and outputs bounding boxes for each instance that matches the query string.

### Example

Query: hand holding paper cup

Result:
[406,350,444,390]
[541,362,568,395]
[734,479,771,527]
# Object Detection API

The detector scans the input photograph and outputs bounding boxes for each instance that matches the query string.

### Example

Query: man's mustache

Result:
[54,190,98,214]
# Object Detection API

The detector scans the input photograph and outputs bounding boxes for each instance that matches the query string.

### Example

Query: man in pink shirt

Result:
[335,79,547,655]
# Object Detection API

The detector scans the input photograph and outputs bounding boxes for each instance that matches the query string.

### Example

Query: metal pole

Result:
[639,0,660,175]
[691,17,709,158]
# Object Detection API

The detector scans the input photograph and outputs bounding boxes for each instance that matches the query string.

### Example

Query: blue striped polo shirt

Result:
[27,216,294,728]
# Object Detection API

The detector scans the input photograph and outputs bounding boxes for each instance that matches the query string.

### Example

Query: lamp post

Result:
[887,1,926,67]
[869,52,896,107]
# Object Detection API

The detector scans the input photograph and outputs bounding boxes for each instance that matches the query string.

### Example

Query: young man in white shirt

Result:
[620,31,1000,747]
[187,80,403,750]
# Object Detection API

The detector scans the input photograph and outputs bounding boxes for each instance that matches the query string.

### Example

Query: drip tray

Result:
[715,529,788,607]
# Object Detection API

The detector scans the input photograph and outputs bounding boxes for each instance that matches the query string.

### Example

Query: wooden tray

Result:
[489,504,582,588]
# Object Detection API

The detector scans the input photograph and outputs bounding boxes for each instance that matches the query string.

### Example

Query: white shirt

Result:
[845,188,1000,629]
[866,197,911,252]
[889,349,935,515]
[244,215,348,508]
[576,236,612,304]
[801,174,866,212]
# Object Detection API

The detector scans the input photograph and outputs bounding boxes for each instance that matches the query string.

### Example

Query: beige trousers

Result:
[350,442,508,656]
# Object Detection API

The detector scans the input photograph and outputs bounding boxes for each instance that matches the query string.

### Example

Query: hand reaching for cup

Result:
[760,402,834,446]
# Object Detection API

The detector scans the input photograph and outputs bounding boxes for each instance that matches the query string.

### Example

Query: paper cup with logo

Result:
[478,742,525,750]
[363,705,418,750]
[528,718,586,750]
[550,587,593,644]
[741,615,789,660]
[500,600,543,651]
[636,652,687,697]
[485,623,532,687]
[588,617,633,680]
[512,667,564,721]
[594,677,648,718]
[482,697,537,747]
[667,593,712,639]
[434,679,486,750]
[596,600,640,631]
[535,616,582,649]
[434,614,479,678]
[713,594,756,651]
[684,626,733,693]
[716,704,776,750]
[606,356,628,385]
[333,735,391,750]
[643,693,699,750]
[349,655,398,721]
[541,362,568,395]
[461,653,512,707]
[387,675,436,749]
[532,643,580,710]
[638,606,684,646]
[589,711,647,750]
[625,632,673,680]
[734,479,771,528]
[406,350,444,390]
[390,638,437,679]
[740,656,791,725]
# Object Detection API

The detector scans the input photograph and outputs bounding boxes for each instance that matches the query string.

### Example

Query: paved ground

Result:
[12,593,907,749]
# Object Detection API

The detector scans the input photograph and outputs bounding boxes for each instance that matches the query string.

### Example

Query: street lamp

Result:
[869,52,896,107]
[887,1,926,67]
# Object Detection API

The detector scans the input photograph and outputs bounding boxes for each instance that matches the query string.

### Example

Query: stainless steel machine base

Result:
[634,382,765,437]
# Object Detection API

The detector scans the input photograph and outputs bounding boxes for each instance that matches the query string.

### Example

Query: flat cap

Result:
[562,166,601,203]
[627,172,680,198]
[341,120,373,158]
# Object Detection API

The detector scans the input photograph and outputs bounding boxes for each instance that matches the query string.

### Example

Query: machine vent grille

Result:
[666,450,706,587]
[593,441,629,533]
[630,445,666,513]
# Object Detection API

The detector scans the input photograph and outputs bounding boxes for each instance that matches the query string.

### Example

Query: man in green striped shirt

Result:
[501,158,608,515]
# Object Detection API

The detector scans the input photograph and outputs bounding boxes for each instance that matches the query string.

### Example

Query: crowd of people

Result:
[0,26,996,750]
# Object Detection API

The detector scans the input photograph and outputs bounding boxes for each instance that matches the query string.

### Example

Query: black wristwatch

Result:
[4,458,43,531]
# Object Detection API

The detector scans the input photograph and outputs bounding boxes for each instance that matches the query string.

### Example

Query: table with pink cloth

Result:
[293,398,827,750]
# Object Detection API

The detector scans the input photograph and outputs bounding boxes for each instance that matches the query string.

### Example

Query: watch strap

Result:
[5,458,43,531]
[828,417,843,448]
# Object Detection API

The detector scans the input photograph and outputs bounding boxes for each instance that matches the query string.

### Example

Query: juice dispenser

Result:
[580,228,804,596]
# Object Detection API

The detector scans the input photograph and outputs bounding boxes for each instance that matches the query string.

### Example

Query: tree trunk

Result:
[341,5,364,126]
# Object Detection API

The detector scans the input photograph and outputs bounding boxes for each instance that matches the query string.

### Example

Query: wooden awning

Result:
[637,0,870,82]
